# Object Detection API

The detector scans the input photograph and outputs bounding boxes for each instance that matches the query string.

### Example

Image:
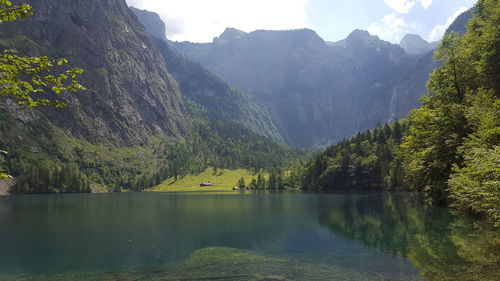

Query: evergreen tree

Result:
[267,172,277,190]
[237,177,246,188]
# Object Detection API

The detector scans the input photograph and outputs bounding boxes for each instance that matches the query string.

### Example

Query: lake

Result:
[0,192,498,280]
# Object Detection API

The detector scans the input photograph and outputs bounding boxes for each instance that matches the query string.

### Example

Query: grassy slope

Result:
[148,168,267,192]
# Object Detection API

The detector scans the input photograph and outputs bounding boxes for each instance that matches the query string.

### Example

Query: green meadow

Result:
[148,168,268,192]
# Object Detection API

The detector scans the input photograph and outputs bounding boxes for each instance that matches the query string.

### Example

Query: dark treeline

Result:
[299,121,408,191]
[8,159,90,193]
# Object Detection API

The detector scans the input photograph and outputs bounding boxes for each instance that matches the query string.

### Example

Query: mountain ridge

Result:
[170,8,474,148]
[172,28,418,147]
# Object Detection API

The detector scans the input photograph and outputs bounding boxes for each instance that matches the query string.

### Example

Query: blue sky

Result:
[126,0,477,43]
[307,0,476,43]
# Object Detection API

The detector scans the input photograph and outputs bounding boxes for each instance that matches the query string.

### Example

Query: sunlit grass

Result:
[148,168,268,192]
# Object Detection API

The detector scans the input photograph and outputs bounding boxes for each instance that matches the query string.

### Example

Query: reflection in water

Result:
[0,192,497,280]
[318,192,500,281]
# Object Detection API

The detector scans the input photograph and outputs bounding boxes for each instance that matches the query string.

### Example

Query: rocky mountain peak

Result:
[215,27,247,42]
[342,29,386,49]
[346,29,373,41]
[399,34,435,55]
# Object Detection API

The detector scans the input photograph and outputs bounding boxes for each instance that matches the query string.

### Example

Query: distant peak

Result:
[399,33,435,55]
[343,29,380,46]
[347,29,371,39]
[223,27,245,34]
[400,34,428,45]
[215,28,246,42]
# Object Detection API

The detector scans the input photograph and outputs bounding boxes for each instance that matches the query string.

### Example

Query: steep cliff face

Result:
[0,0,187,146]
[173,28,417,147]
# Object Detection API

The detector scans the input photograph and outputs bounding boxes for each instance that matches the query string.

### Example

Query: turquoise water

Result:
[0,192,498,280]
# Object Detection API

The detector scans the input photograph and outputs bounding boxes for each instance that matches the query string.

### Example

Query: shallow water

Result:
[0,192,498,280]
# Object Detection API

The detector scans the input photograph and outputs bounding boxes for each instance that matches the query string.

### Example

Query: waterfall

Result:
[388,86,398,123]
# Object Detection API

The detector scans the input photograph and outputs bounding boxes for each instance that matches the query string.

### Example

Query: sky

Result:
[125,0,477,44]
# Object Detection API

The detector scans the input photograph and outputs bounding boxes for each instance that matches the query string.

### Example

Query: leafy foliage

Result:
[0,50,86,107]
[449,146,500,225]
[402,0,499,224]
[0,0,31,24]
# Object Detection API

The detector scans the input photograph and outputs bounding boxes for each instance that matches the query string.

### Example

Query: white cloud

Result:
[125,0,309,42]
[418,0,433,9]
[384,0,416,14]
[428,6,468,42]
[368,13,407,42]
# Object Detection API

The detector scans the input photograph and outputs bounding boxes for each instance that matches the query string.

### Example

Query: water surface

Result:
[0,192,498,280]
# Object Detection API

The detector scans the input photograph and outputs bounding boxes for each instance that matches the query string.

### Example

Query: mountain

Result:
[0,0,187,146]
[131,8,283,141]
[399,34,438,55]
[172,28,419,147]
[129,7,166,40]
[215,27,247,43]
